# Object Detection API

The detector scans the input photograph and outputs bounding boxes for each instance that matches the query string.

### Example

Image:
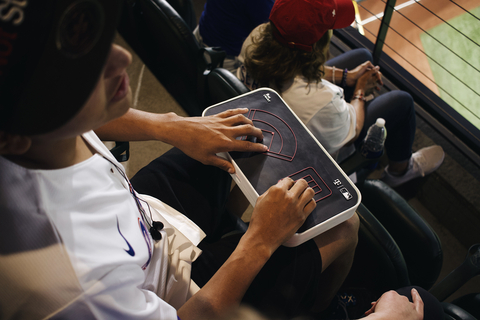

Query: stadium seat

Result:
[343,203,412,296]
[118,0,225,116]
[356,179,443,290]
[206,68,249,106]
[432,244,480,319]
[355,180,479,319]
[165,0,196,31]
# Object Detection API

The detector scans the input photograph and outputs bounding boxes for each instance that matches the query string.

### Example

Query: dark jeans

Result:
[326,49,416,162]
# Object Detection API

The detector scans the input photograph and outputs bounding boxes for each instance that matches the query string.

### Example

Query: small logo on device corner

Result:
[339,187,353,201]
[263,93,271,102]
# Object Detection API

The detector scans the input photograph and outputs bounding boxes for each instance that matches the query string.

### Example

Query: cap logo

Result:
[56,0,104,58]
[0,28,16,73]
[0,0,27,26]
[332,9,336,17]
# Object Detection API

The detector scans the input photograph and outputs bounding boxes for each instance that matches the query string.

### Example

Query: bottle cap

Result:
[375,118,386,127]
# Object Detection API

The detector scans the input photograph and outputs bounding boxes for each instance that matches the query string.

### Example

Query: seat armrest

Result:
[202,47,226,70]
[442,302,478,320]
[429,244,480,302]
[110,141,130,162]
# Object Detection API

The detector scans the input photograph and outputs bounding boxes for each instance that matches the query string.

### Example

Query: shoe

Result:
[319,287,377,319]
[381,145,445,187]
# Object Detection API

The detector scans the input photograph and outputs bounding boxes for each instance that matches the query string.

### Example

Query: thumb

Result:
[411,288,424,316]
[209,155,236,174]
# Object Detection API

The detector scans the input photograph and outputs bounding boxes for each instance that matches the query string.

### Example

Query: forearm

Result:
[363,312,419,320]
[178,177,315,319]
[94,108,182,142]
[348,87,366,143]
[178,233,272,320]
[323,66,344,85]
[364,313,385,320]
[324,66,359,87]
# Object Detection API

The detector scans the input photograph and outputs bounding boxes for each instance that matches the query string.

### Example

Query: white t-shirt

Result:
[0,131,203,319]
[237,24,357,155]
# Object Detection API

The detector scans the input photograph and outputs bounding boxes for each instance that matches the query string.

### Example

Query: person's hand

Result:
[246,178,316,254]
[364,288,424,320]
[356,66,383,96]
[166,108,267,173]
[346,61,381,87]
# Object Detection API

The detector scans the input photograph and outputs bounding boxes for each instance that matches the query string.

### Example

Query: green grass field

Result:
[420,6,480,130]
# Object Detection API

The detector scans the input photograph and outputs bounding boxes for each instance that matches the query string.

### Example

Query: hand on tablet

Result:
[248,178,316,254]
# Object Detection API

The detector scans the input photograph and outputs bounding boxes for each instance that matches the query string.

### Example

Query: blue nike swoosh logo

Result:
[117,217,135,256]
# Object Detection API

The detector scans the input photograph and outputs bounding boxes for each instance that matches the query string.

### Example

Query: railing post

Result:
[372,0,397,65]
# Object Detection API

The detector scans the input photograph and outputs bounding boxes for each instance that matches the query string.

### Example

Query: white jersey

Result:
[0,131,203,319]
[237,24,357,155]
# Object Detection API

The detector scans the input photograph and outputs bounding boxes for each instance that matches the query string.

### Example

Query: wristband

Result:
[352,93,366,102]
[341,68,348,88]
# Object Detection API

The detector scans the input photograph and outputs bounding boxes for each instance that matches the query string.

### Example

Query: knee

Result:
[313,212,360,255]
[382,90,415,120]
[397,91,415,120]
[400,90,414,105]
[392,91,414,110]
[338,212,360,251]
[348,212,360,246]
[353,48,373,63]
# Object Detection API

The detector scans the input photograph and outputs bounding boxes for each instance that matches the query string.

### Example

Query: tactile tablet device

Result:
[203,88,361,246]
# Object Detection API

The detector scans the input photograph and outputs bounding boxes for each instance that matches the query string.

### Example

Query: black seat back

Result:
[206,68,249,106]
[119,0,218,116]
[344,203,411,297]
[165,0,196,31]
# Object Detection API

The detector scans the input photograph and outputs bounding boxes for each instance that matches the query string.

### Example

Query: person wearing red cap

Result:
[237,0,445,188]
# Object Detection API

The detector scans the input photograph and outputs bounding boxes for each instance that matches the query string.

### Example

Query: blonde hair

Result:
[244,23,332,90]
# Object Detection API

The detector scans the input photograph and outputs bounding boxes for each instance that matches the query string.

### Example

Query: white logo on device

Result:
[263,93,271,102]
[339,187,353,200]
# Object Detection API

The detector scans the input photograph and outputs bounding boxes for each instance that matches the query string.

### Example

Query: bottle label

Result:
[360,146,383,159]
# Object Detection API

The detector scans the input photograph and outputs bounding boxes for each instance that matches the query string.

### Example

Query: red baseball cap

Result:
[269,0,355,52]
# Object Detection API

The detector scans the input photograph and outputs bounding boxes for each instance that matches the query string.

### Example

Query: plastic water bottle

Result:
[361,118,387,169]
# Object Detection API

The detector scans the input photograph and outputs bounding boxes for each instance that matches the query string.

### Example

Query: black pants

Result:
[131,148,323,317]
[326,48,416,162]
[396,286,445,320]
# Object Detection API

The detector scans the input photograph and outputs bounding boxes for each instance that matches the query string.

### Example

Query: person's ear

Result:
[0,132,32,155]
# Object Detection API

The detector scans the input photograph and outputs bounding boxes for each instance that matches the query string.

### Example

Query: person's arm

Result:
[178,178,316,320]
[323,61,383,88]
[363,288,424,320]
[95,108,267,173]
[323,66,346,85]
[346,67,382,144]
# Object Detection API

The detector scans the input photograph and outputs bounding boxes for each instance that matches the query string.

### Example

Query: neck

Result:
[5,134,95,170]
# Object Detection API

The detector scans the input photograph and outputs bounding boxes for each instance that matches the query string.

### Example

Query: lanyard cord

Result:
[102,156,163,240]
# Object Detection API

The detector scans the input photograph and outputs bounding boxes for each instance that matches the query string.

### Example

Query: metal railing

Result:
[337,0,480,166]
